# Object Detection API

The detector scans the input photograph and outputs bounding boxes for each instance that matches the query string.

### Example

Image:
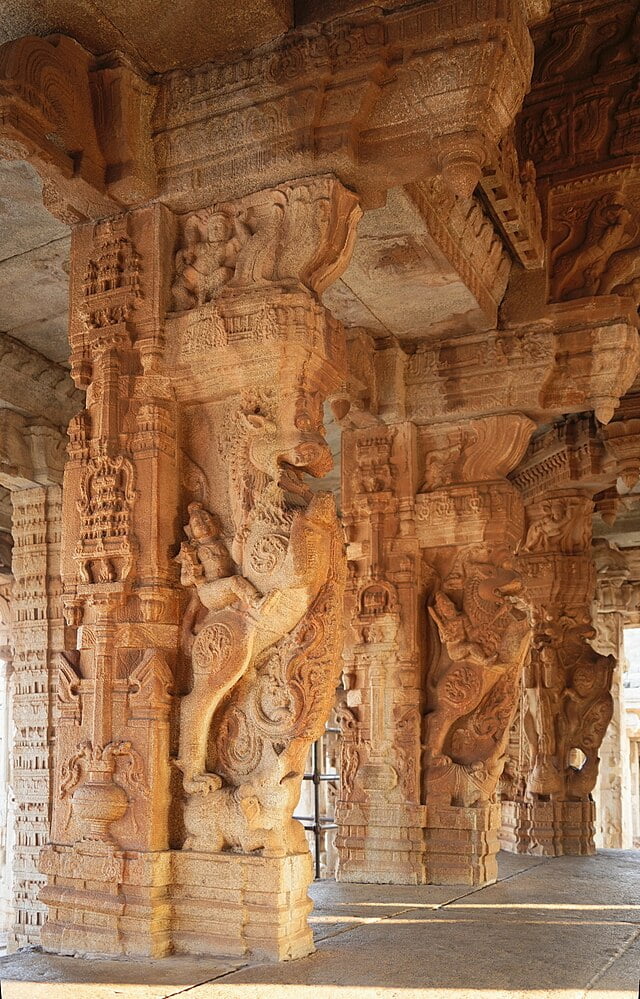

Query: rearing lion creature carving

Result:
[178,386,344,854]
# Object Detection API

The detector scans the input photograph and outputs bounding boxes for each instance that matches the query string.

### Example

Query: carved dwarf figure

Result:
[172,210,243,310]
[520,497,589,554]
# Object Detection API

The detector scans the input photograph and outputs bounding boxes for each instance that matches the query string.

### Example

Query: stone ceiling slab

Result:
[0,161,70,365]
[0,0,293,73]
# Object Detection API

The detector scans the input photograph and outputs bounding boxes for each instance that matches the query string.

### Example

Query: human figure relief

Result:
[171,210,243,311]
[523,639,565,796]
[424,549,530,805]
[520,498,590,555]
[552,192,632,301]
[178,387,344,854]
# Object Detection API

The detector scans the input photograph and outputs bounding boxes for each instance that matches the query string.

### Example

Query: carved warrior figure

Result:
[177,387,344,855]
[425,548,530,806]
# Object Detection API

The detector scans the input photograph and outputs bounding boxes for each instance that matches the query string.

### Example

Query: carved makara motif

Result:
[177,395,345,852]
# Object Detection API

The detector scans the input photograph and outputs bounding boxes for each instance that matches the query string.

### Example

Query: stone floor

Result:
[0,850,639,998]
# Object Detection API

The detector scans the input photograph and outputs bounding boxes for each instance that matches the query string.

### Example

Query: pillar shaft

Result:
[336,422,426,884]
[509,419,615,856]
[419,415,534,884]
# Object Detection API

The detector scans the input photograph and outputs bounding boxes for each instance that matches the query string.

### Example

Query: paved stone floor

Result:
[0,850,639,998]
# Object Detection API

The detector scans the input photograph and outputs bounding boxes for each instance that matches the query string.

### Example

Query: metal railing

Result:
[293,726,340,879]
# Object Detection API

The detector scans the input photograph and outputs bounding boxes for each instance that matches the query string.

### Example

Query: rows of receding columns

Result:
[0,0,639,962]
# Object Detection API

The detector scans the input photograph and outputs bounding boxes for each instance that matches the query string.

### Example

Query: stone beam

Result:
[0,333,82,429]
[153,0,534,209]
[0,35,156,221]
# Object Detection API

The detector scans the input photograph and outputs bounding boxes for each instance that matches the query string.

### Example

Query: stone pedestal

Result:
[499,799,531,854]
[171,852,314,961]
[40,844,172,957]
[336,801,426,885]
[500,799,595,856]
[425,803,501,886]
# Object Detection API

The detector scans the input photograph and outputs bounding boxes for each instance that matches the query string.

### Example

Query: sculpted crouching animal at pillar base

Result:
[424,547,530,807]
[177,386,345,855]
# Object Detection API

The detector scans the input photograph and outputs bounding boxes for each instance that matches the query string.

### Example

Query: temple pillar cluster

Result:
[1,0,640,963]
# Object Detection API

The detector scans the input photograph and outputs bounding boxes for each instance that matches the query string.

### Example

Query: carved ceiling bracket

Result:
[0,34,157,223]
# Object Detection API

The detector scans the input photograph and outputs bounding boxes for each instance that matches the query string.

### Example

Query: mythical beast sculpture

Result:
[425,547,530,806]
[178,386,344,855]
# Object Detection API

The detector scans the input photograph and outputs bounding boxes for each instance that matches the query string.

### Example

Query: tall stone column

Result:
[9,485,64,949]
[420,414,534,885]
[166,177,359,959]
[336,422,427,884]
[40,177,361,960]
[511,417,615,856]
[592,542,634,850]
[40,206,180,957]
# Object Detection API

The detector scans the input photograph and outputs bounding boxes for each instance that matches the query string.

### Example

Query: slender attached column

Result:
[419,414,534,885]
[336,423,426,884]
[8,486,63,949]
[592,544,634,850]
[41,207,180,957]
[511,419,615,855]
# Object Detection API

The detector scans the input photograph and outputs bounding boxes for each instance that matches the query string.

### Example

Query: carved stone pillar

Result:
[592,542,634,850]
[419,414,534,885]
[8,486,64,949]
[40,206,179,957]
[336,423,426,884]
[510,418,615,856]
[166,176,359,958]
[40,177,360,960]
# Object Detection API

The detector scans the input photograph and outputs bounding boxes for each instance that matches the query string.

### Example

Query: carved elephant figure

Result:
[182,775,307,855]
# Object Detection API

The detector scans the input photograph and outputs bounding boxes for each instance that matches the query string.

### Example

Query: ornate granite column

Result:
[336,421,426,884]
[591,541,634,850]
[41,177,360,960]
[165,176,359,958]
[419,414,534,885]
[510,416,615,855]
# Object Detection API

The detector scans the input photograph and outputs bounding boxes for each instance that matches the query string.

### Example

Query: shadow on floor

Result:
[1,850,639,998]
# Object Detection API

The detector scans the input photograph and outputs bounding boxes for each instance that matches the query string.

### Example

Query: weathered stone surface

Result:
[1,0,640,968]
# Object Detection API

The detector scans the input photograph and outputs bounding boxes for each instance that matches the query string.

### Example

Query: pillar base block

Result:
[499,799,596,856]
[40,845,314,960]
[171,850,315,961]
[499,799,532,854]
[39,843,172,958]
[335,802,427,884]
[425,802,501,886]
